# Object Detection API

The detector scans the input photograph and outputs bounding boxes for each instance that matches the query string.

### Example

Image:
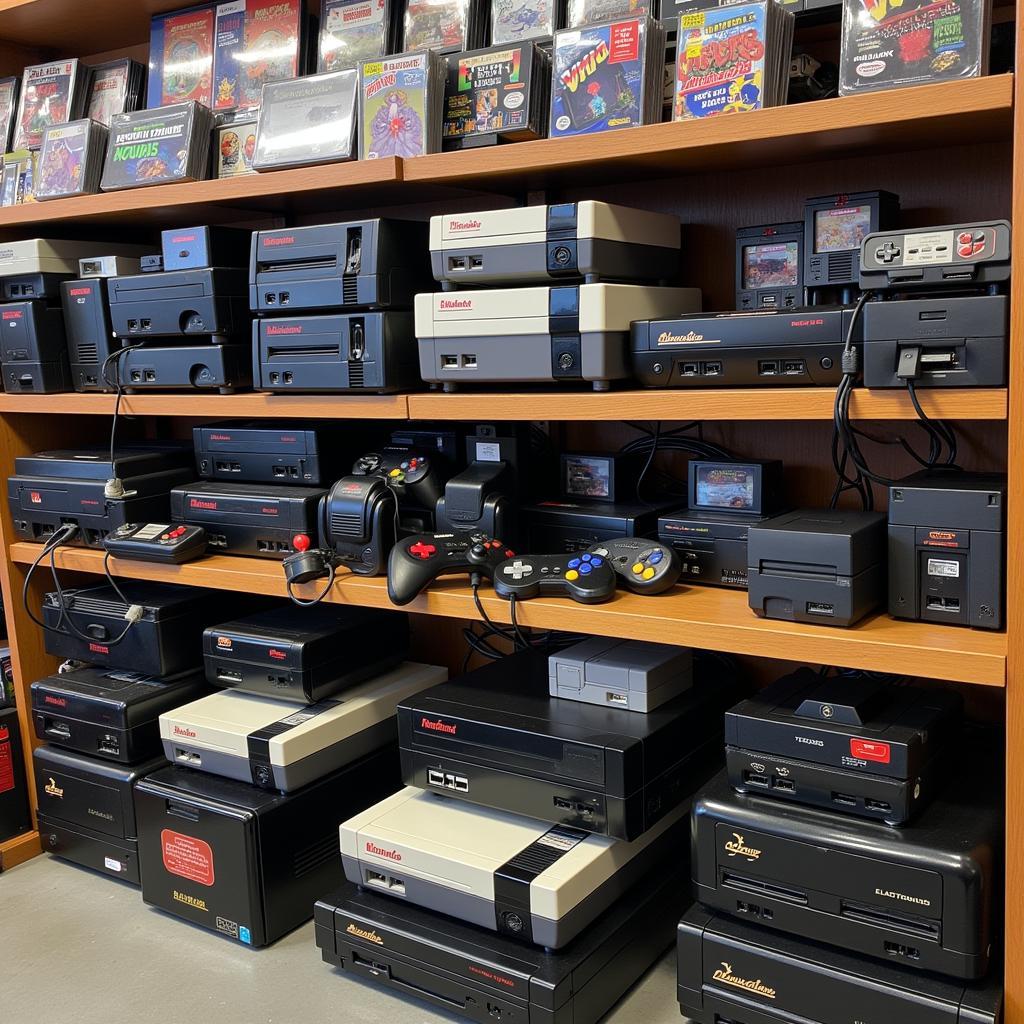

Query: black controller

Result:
[353,446,447,509]
[103,523,208,564]
[587,538,682,595]
[388,532,514,606]
[492,553,616,604]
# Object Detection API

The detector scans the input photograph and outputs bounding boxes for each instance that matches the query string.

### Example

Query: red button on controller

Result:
[409,542,436,559]
[292,534,311,552]
[850,738,891,763]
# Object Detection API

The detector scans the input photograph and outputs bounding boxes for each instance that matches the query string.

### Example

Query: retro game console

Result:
[747,509,887,626]
[42,580,236,677]
[397,649,736,839]
[61,278,119,391]
[724,669,963,824]
[250,219,431,313]
[889,471,1007,630]
[0,239,150,291]
[252,312,419,393]
[430,202,681,286]
[32,665,207,764]
[677,905,1003,1024]
[78,255,143,279]
[341,787,687,948]
[34,745,165,885]
[162,663,446,791]
[548,637,693,712]
[0,299,71,393]
[736,222,804,310]
[161,225,250,271]
[692,767,999,979]
[559,451,647,503]
[135,747,400,946]
[203,604,410,704]
[316,475,400,576]
[525,498,679,553]
[315,869,688,1024]
[0,706,31,843]
[416,284,702,390]
[119,342,251,393]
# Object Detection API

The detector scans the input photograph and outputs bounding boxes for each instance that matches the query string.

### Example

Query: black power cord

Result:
[101,343,144,501]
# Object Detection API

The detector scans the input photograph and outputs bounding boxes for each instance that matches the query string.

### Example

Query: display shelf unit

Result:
[0,830,40,872]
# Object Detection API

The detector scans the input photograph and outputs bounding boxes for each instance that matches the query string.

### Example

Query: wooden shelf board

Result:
[0,829,40,871]
[14,542,1006,687]
[409,388,1009,422]
[0,391,410,418]
[403,77,1014,189]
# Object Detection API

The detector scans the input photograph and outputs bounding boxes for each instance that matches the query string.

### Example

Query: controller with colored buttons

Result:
[388,532,514,606]
[103,522,209,564]
[353,447,447,510]
[587,538,682,595]
[492,554,616,604]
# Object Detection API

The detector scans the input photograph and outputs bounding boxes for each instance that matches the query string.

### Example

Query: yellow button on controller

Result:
[631,562,644,575]
[566,570,579,581]
[642,567,656,580]
[389,469,402,477]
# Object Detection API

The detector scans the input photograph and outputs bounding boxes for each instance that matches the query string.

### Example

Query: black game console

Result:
[316,869,689,1024]
[525,498,679,553]
[630,306,859,388]
[889,471,1007,630]
[161,225,251,271]
[692,768,999,979]
[2,272,73,300]
[203,604,409,703]
[3,357,72,394]
[659,510,768,589]
[724,669,963,824]
[747,509,886,627]
[677,906,1003,1024]
[250,219,431,313]
[120,341,251,393]
[61,278,119,392]
[170,481,325,559]
[0,300,71,393]
[107,268,248,337]
[31,665,207,763]
[42,581,234,677]
[559,451,646,503]
[8,446,194,547]
[398,649,737,841]
[34,745,165,885]
[252,312,419,393]
[736,222,804,311]
[0,706,31,842]
[134,749,400,946]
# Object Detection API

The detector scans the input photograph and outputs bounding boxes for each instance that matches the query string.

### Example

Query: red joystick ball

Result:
[292,534,312,552]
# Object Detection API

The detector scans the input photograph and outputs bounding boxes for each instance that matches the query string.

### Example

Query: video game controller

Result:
[587,538,682,595]
[388,532,514,606]
[492,553,616,604]
[353,447,446,509]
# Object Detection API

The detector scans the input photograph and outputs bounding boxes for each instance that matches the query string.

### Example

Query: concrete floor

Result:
[2,854,686,1024]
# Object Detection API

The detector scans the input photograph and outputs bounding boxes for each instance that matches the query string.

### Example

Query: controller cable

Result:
[101,343,145,501]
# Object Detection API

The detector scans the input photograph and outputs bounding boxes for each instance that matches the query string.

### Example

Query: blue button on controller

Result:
[568,558,581,569]
[581,553,592,562]
[579,563,593,575]
[590,556,604,567]
[649,551,663,565]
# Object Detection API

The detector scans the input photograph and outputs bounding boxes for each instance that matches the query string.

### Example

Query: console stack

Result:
[678,669,1004,1024]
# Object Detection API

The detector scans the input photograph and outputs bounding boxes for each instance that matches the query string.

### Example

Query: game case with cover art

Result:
[839,0,990,96]
[442,41,550,146]
[157,6,216,108]
[215,111,258,175]
[36,119,108,200]
[320,0,397,71]
[86,59,145,127]
[254,69,358,169]
[213,1,248,110]
[359,51,444,158]
[14,60,87,151]
[491,0,560,42]
[0,77,20,154]
[1,149,37,206]
[239,0,306,109]
[567,0,653,26]
[550,16,663,136]
[403,0,481,52]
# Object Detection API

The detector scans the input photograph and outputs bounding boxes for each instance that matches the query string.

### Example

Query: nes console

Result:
[341,787,686,948]
[430,202,681,286]
[120,342,251,393]
[0,239,150,298]
[677,906,1003,1024]
[250,219,431,313]
[397,649,735,840]
[161,662,446,791]
[0,299,71,393]
[693,768,999,979]
[724,669,963,824]
[417,283,701,390]
[315,869,688,1024]
[548,638,692,712]
[61,278,119,391]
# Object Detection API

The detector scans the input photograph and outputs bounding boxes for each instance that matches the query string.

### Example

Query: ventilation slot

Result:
[330,513,363,538]
[347,360,365,388]
[293,832,337,878]
[74,342,99,364]
[342,277,358,305]
[828,252,855,283]
[57,596,130,615]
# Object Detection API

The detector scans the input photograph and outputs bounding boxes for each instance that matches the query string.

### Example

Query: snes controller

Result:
[388,531,514,606]
[587,538,681,595]
[492,553,616,604]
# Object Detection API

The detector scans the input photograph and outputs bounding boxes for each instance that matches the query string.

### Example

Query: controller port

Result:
[273,466,285,477]
[606,692,628,705]
[743,771,769,788]
[427,769,445,787]
[97,736,119,755]
[758,360,779,376]
[269,372,280,383]
[806,601,835,617]
[865,798,892,812]
[144,370,156,381]
[448,256,467,271]
[554,797,572,810]
[279,292,290,305]
[129,370,142,382]
[264,292,276,305]
[681,361,699,376]
[175,749,201,765]
[885,941,921,960]
[831,792,857,808]
[141,319,152,331]
[469,256,483,270]
[783,360,805,374]
[442,354,458,369]
[365,869,388,889]
[454,776,469,792]
[461,354,477,368]
[702,361,722,376]
[127,319,138,330]
[772,777,795,792]
[283,372,293,384]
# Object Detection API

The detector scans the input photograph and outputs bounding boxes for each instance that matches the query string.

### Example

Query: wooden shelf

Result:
[0,830,39,871]
[409,388,1009,422]
[0,391,410,418]
[13,542,1007,687]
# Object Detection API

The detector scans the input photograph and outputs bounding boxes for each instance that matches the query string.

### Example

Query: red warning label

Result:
[161,829,215,886]
[0,726,14,794]
[850,738,891,764]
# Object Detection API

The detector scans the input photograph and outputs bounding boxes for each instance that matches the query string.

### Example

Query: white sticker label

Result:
[902,230,955,266]
[928,558,960,578]
[536,830,584,853]
[135,523,169,539]
[104,857,124,872]
[475,442,501,462]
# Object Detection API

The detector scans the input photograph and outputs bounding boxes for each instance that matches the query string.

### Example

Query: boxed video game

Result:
[0,77,21,154]
[86,59,146,127]
[359,51,445,158]
[491,0,563,42]
[402,0,487,52]
[14,60,89,150]
[320,0,399,71]
[214,111,258,176]
[839,0,990,96]
[568,0,654,26]
[150,5,217,109]
[254,69,358,170]
[550,16,666,137]
[101,101,214,191]
[442,41,550,147]
[1,149,38,207]
[36,120,109,201]
[673,0,794,120]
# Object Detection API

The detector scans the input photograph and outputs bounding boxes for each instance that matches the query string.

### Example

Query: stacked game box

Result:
[490,0,565,42]
[35,120,109,201]
[13,60,90,151]
[359,51,446,159]
[401,0,490,52]
[319,0,402,70]
[86,60,146,127]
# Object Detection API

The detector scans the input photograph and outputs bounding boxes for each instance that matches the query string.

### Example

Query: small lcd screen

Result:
[742,241,800,289]
[814,205,872,253]
[694,465,756,510]
[564,455,612,499]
